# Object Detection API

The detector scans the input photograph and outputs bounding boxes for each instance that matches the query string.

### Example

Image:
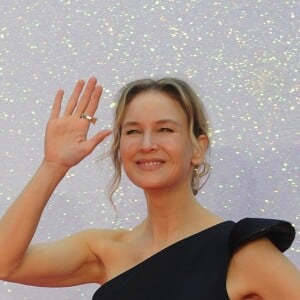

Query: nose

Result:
[140,132,158,152]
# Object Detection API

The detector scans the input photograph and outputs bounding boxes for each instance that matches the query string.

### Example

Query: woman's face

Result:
[119,90,203,192]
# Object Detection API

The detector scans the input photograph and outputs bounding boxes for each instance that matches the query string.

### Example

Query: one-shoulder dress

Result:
[92,218,295,300]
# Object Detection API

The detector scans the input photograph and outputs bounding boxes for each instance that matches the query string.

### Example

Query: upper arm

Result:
[3,229,107,287]
[227,237,300,300]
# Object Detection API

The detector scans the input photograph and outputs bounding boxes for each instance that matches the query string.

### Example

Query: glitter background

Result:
[0,0,299,299]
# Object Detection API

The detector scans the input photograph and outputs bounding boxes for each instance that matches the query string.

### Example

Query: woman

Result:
[0,77,299,299]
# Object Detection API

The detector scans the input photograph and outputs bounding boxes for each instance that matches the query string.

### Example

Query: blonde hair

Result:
[108,77,210,201]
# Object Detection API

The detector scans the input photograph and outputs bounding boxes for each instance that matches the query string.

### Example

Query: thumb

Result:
[84,129,112,154]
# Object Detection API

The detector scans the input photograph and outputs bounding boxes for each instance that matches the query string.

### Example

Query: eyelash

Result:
[126,130,139,135]
[158,128,173,132]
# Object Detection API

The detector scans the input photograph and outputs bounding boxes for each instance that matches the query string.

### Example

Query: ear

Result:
[191,134,208,165]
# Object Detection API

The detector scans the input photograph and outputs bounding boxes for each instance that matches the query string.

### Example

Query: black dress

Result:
[92,218,295,300]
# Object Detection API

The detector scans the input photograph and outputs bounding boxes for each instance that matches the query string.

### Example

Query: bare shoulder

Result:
[227,237,300,300]
[84,227,134,282]
[84,227,130,253]
[82,227,128,242]
[80,227,130,262]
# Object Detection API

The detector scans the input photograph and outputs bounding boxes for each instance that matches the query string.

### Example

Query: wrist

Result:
[40,159,70,176]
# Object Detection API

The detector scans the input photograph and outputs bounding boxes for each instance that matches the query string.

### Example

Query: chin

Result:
[133,179,180,193]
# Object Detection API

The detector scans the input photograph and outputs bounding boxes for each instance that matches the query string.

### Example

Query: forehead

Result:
[123,90,187,122]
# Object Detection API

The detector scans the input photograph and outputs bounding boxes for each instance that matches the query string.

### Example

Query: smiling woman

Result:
[0,77,299,300]
[109,78,211,200]
[119,90,202,194]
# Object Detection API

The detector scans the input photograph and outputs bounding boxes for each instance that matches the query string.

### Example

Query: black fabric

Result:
[229,218,295,254]
[92,218,295,300]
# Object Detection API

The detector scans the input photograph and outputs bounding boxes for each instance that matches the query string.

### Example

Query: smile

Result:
[136,159,165,170]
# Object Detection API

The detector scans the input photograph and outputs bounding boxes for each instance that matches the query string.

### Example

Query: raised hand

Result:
[44,77,111,169]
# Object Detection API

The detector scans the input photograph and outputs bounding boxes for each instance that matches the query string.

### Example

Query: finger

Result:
[83,129,112,154]
[64,79,85,116]
[74,77,98,115]
[50,89,64,120]
[82,84,103,117]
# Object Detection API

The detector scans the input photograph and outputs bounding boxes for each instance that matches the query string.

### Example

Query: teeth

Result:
[141,161,162,166]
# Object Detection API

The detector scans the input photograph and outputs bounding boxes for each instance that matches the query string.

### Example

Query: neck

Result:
[141,186,207,247]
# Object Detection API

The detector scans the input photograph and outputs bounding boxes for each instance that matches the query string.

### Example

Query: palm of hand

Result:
[45,115,92,167]
[44,78,111,169]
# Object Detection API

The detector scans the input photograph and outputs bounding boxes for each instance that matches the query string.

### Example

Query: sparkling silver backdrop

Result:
[0,1,299,299]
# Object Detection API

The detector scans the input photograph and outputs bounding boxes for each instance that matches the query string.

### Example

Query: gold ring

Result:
[80,113,97,125]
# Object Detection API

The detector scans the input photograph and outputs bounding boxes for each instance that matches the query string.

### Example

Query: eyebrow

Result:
[122,119,182,128]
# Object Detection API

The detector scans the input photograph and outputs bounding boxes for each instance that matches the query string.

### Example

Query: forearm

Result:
[0,161,68,274]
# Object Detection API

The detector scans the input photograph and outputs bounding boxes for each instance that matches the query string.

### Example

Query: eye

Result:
[126,129,140,135]
[158,127,173,133]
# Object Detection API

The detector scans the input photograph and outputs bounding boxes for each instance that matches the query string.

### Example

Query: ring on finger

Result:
[80,113,98,125]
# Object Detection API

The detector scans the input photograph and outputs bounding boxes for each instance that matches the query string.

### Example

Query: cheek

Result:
[163,135,193,153]
[120,137,137,158]
[179,140,196,164]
